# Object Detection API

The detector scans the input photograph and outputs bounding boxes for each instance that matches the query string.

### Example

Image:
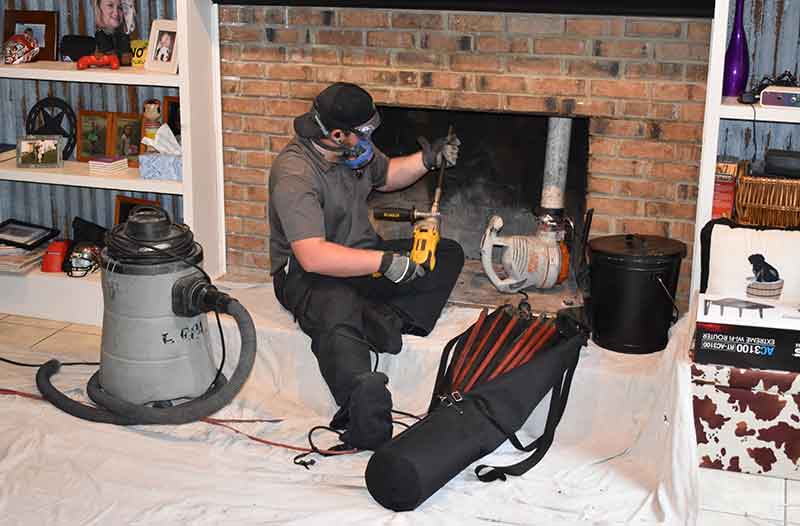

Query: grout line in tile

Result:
[29,328,64,349]
[701,507,787,525]
[2,316,70,331]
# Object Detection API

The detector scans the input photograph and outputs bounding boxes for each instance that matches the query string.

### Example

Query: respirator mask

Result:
[314,109,381,170]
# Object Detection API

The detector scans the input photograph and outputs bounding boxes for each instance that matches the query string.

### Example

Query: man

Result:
[269,82,464,450]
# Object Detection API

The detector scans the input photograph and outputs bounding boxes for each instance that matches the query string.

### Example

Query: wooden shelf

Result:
[0,159,183,194]
[0,61,180,87]
[719,97,800,124]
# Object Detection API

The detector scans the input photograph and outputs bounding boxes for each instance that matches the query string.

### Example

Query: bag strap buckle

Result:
[438,392,464,414]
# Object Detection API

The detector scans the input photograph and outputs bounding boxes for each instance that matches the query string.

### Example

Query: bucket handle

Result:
[654,275,680,323]
[624,233,646,248]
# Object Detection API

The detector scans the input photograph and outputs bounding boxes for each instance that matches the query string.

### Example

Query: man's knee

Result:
[438,238,465,273]
[302,277,366,332]
[427,238,464,287]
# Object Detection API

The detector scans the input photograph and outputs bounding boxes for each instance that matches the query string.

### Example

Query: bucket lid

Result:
[589,234,687,259]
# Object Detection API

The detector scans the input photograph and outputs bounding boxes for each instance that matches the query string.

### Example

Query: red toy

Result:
[77,54,120,70]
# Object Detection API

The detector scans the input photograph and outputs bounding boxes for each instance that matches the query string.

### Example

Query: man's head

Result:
[294,83,381,169]
[295,82,380,141]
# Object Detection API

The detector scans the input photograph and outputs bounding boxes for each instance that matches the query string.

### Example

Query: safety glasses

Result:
[352,109,381,137]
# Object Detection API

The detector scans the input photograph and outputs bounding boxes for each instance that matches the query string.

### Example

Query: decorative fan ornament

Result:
[26,97,78,160]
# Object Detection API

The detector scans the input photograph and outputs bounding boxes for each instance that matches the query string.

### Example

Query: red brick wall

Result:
[218,6,710,303]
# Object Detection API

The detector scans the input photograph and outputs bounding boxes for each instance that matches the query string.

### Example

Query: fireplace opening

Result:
[369,106,589,310]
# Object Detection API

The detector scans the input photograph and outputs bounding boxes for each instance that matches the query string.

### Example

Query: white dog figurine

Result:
[121,0,136,35]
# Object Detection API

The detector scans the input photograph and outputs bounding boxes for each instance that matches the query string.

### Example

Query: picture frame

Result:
[163,95,181,138]
[114,195,160,225]
[3,10,59,61]
[144,19,178,74]
[16,135,63,168]
[109,112,143,168]
[77,110,113,162]
[0,219,59,250]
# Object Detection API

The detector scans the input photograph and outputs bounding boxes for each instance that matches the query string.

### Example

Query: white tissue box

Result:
[139,153,182,181]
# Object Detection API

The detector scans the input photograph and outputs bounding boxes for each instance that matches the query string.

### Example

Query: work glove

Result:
[378,252,426,284]
[418,133,461,171]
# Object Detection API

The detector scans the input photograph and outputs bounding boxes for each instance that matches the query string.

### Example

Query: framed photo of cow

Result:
[16,135,63,168]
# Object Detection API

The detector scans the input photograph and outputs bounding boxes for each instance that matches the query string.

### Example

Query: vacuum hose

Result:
[35,295,257,425]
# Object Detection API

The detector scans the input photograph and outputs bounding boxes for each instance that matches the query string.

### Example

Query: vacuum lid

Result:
[124,206,174,241]
[105,205,200,267]
[589,234,687,259]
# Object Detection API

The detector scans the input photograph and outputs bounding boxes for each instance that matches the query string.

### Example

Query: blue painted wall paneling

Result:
[718,0,800,163]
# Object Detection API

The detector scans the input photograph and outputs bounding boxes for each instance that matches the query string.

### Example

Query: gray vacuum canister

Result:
[99,207,215,405]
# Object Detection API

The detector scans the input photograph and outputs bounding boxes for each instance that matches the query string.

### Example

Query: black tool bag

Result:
[365,302,588,511]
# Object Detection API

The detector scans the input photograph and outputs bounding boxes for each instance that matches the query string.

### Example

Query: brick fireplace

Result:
[218,6,710,307]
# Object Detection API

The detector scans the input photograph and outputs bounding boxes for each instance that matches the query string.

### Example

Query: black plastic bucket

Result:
[588,234,687,354]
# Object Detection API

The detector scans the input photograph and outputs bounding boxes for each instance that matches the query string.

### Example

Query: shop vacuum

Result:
[36,206,257,425]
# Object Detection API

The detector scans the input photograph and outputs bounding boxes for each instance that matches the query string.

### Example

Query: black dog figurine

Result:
[749,254,781,282]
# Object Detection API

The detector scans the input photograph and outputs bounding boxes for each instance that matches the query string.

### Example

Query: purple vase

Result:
[722,0,750,97]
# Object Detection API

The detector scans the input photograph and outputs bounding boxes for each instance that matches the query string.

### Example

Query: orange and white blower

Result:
[480,117,574,293]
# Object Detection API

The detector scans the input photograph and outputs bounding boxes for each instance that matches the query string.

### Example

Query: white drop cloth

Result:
[0,286,698,525]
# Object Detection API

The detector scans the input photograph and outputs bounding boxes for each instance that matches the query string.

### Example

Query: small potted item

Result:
[141,99,162,153]
[745,253,784,299]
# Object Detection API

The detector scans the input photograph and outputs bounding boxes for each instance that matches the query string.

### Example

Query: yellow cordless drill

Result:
[373,126,454,271]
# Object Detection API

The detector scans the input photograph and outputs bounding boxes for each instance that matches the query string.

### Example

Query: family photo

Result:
[155,30,175,62]
[111,113,142,165]
[144,19,178,73]
[77,112,110,162]
[15,24,45,48]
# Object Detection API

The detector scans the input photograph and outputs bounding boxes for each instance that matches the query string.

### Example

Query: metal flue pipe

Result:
[540,117,573,214]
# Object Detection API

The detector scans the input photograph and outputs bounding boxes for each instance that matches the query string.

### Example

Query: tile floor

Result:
[0,312,798,524]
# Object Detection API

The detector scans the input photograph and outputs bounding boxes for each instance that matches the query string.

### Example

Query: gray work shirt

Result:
[268,136,389,274]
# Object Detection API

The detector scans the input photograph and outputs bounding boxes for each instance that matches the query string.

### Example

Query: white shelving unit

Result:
[0,0,225,325]
[691,0,800,296]
[0,60,180,87]
[719,96,800,124]
[0,159,183,194]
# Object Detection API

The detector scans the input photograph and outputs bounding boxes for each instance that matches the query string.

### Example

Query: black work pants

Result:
[273,238,464,407]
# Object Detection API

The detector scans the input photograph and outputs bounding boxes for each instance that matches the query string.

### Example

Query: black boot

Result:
[338,371,393,450]
[362,303,406,355]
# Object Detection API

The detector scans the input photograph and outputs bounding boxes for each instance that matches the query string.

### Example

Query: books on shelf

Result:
[0,143,15,163]
[88,156,129,175]
[0,246,46,274]
[712,156,744,220]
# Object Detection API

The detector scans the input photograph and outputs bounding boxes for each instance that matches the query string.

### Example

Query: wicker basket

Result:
[734,174,800,228]
[746,278,784,299]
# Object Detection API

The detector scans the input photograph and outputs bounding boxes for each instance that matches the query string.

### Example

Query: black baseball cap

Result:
[294,82,377,139]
